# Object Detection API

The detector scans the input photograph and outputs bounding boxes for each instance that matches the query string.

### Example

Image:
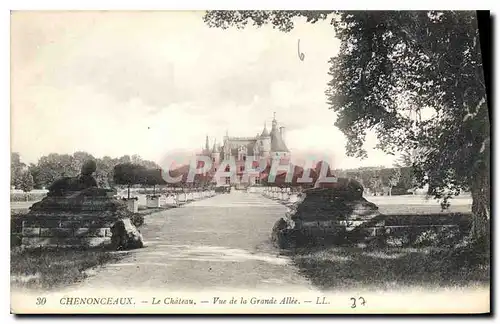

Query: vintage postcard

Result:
[10,10,490,314]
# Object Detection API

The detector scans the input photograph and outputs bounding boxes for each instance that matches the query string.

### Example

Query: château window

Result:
[243,156,246,161]
[255,177,260,185]
[225,177,231,185]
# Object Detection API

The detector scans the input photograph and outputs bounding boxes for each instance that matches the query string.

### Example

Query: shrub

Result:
[131,214,144,227]
[10,192,47,202]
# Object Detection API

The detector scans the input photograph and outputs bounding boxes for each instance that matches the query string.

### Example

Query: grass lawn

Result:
[372,194,472,215]
[290,245,489,291]
[10,247,128,291]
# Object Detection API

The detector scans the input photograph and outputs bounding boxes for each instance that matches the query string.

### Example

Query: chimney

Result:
[279,126,285,142]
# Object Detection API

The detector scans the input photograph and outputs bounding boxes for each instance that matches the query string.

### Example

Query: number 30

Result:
[36,297,46,305]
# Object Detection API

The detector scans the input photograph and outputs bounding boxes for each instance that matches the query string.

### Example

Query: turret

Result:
[260,122,271,157]
[211,138,220,166]
[204,135,210,155]
[269,112,290,160]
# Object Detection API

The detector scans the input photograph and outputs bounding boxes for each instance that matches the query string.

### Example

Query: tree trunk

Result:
[388,186,392,196]
[470,161,490,242]
[128,185,131,200]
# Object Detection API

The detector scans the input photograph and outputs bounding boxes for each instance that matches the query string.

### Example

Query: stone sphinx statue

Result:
[47,160,98,197]
[30,159,106,212]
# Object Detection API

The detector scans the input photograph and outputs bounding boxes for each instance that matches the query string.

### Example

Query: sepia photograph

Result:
[10,10,490,314]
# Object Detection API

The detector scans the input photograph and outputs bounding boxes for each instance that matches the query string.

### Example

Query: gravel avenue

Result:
[78,191,316,292]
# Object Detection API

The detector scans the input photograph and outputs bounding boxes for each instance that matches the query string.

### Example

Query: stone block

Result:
[40,227,73,237]
[23,218,61,228]
[22,227,40,237]
[126,199,139,213]
[164,196,177,206]
[178,193,187,202]
[74,227,107,237]
[58,220,83,229]
[22,237,53,246]
[146,196,161,208]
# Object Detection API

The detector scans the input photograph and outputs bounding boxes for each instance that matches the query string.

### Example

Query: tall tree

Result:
[27,163,43,189]
[369,172,383,196]
[204,10,490,241]
[20,170,34,193]
[387,168,402,196]
[95,156,116,188]
[36,153,75,187]
[10,152,26,189]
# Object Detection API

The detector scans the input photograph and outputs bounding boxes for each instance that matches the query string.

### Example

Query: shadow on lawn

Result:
[289,244,490,291]
[10,246,130,291]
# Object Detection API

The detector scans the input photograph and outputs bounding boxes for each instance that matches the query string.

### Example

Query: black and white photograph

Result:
[10,10,490,314]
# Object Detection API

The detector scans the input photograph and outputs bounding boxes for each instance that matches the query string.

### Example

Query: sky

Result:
[11,11,399,170]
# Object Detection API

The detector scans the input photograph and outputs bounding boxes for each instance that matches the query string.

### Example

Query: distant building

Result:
[199,113,290,187]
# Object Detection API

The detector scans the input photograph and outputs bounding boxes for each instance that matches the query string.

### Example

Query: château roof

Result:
[270,128,289,152]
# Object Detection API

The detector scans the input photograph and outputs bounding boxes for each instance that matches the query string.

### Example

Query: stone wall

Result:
[21,213,117,248]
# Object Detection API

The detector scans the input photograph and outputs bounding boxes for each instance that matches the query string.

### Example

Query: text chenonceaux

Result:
[60,297,135,305]
[59,297,196,306]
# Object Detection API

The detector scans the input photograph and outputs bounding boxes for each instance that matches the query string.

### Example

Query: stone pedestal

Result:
[21,187,138,249]
[126,199,139,213]
[165,195,178,207]
[21,214,115,248]
[146,195,161,208]
[272,184,382,248]
[178,193,187,204]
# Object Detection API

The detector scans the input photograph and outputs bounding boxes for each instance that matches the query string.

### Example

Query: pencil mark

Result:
[297,39,305,61]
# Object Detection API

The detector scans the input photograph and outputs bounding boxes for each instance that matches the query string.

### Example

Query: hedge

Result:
[10,192,47,202]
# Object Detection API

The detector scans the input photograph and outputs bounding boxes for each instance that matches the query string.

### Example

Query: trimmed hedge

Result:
[11,192,47,202]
